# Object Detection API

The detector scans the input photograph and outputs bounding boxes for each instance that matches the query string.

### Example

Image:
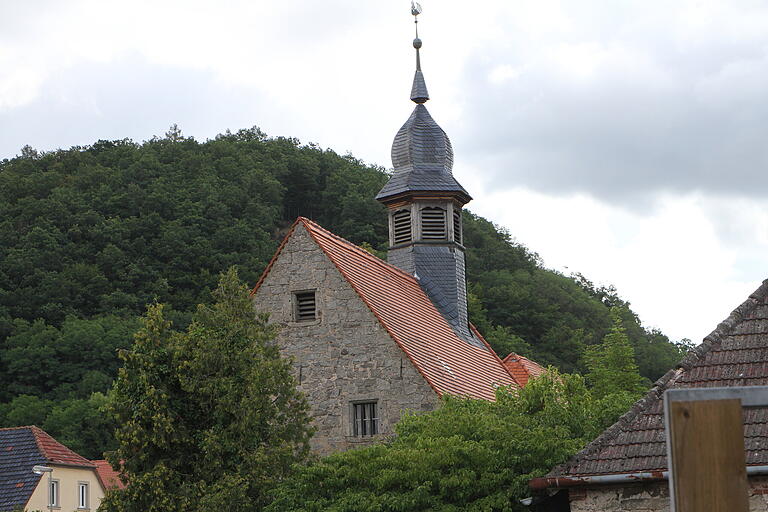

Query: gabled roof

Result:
[252,217,518,400]
[92,460,126,490]
[539,280,768,483]
[503,353,545,387]
[0,426,95,511]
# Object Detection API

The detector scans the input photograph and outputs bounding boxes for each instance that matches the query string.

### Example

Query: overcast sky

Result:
[3,0,768,343]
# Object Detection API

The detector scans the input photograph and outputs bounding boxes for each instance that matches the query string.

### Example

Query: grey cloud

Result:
[453,18,768,205]
[0,54,277,159]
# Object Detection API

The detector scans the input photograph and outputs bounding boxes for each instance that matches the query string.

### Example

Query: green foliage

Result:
[268,370,608,512]
[0,127,687,458]
[584,307,650,399]
[100,268,313,512]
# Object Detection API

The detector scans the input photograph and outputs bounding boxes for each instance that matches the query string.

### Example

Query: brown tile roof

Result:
[502,353,545,387]
[92,460,125,490]
[541,280,768,482]
[28,426,94,468]
[252,217,519,400]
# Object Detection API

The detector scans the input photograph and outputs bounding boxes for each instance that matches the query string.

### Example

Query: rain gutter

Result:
[529,465,768,490]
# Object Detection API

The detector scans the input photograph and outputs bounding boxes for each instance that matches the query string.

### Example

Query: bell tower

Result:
[376,2,479,346]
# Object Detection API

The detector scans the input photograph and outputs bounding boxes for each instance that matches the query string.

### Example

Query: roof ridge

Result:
[298,217,421,283]
[547,278,768,477]
[0,425,36,431]
[30,426,95,468]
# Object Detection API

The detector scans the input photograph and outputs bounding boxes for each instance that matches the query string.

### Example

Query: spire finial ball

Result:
[413,38,422,49]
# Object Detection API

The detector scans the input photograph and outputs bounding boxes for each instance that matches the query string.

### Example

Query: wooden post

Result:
[667,398,749,512]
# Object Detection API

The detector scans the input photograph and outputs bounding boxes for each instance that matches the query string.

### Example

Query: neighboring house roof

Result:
[502,353,545,387]
[92,460,126,490]
[535,280,768,486]
[252,217,519,400]
[0,426,95,511]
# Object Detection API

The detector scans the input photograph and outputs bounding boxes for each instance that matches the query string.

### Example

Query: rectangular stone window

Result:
[352,401,379,437]
[293,291,316,322]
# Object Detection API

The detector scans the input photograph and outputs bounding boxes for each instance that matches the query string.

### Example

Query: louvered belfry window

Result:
[453,209,462,245]
[392,209,412,245]
[421,207,447,240]
[294,291,316,322]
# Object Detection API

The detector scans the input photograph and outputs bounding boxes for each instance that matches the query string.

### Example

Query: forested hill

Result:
[0,126,686,457]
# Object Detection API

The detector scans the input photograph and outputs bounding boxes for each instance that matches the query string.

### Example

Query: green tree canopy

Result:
[100,268,313,512]
[584,307,649,399]
[267,370,608,512]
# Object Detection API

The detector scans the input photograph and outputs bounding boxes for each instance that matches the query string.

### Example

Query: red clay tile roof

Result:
[29,426,94,468]
[502,353,545,387]
[540,280,768,483]
[92,460,125,490]
[253,217,519,400]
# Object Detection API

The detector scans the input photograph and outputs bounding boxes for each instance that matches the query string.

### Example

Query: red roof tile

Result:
[30,426,95,468]
[502,353,545,387]
[253,217,519,400]
[92,460,125,490]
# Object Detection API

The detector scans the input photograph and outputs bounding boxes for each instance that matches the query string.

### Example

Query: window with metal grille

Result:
[421,207,447,240]
[453,209,462,245]
[353,402,379,437]
[392,209,412,245]
[293,291,316,322]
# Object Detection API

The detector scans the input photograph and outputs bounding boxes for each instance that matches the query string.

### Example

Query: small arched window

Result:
[453,209,462,245]
[392,209,412,245]
[421,207,447,240]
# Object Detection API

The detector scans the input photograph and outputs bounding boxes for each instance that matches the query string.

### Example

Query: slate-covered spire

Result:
[375,1,471,203]
[375,3,481,349]
[410,9,429,104]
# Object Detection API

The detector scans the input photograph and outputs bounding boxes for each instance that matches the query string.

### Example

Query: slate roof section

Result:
[92,460,126,490]
[503,353,545,387]
[541,280,768,482]
[0,427,46,512]
[0,426,95,511]
[410,69,429,103]
[376,104,471,202]
[252,217,519,400]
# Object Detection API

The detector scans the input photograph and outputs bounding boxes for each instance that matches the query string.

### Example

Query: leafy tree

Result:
[100,268,313,512]
[0,126,688,458]
[583,307,649,399]
[267,370,607,512]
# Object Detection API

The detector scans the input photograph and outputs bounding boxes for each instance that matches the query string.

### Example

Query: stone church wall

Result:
[252,224,440,455]
[569,476,768,511]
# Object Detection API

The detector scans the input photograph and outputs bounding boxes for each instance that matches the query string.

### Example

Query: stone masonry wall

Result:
[569,477,768,511]
[252,224,440,455]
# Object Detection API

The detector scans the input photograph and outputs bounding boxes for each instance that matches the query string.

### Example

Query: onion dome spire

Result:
[410,2,429,103]
[375,1,470,203]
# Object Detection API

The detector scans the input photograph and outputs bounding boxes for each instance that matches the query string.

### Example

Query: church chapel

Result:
[250,7,538,454]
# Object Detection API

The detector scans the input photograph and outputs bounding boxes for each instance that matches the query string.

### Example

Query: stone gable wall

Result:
[569,477,768,511]
[252,224,440,455]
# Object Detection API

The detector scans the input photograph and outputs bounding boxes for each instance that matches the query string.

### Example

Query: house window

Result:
[78,482,89,509]
[293,291,316,322]
[49,479,59,507]
[392,209,412,245]
[453,209,462,245]
[352,401,379,437]
[421,207,447,240]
